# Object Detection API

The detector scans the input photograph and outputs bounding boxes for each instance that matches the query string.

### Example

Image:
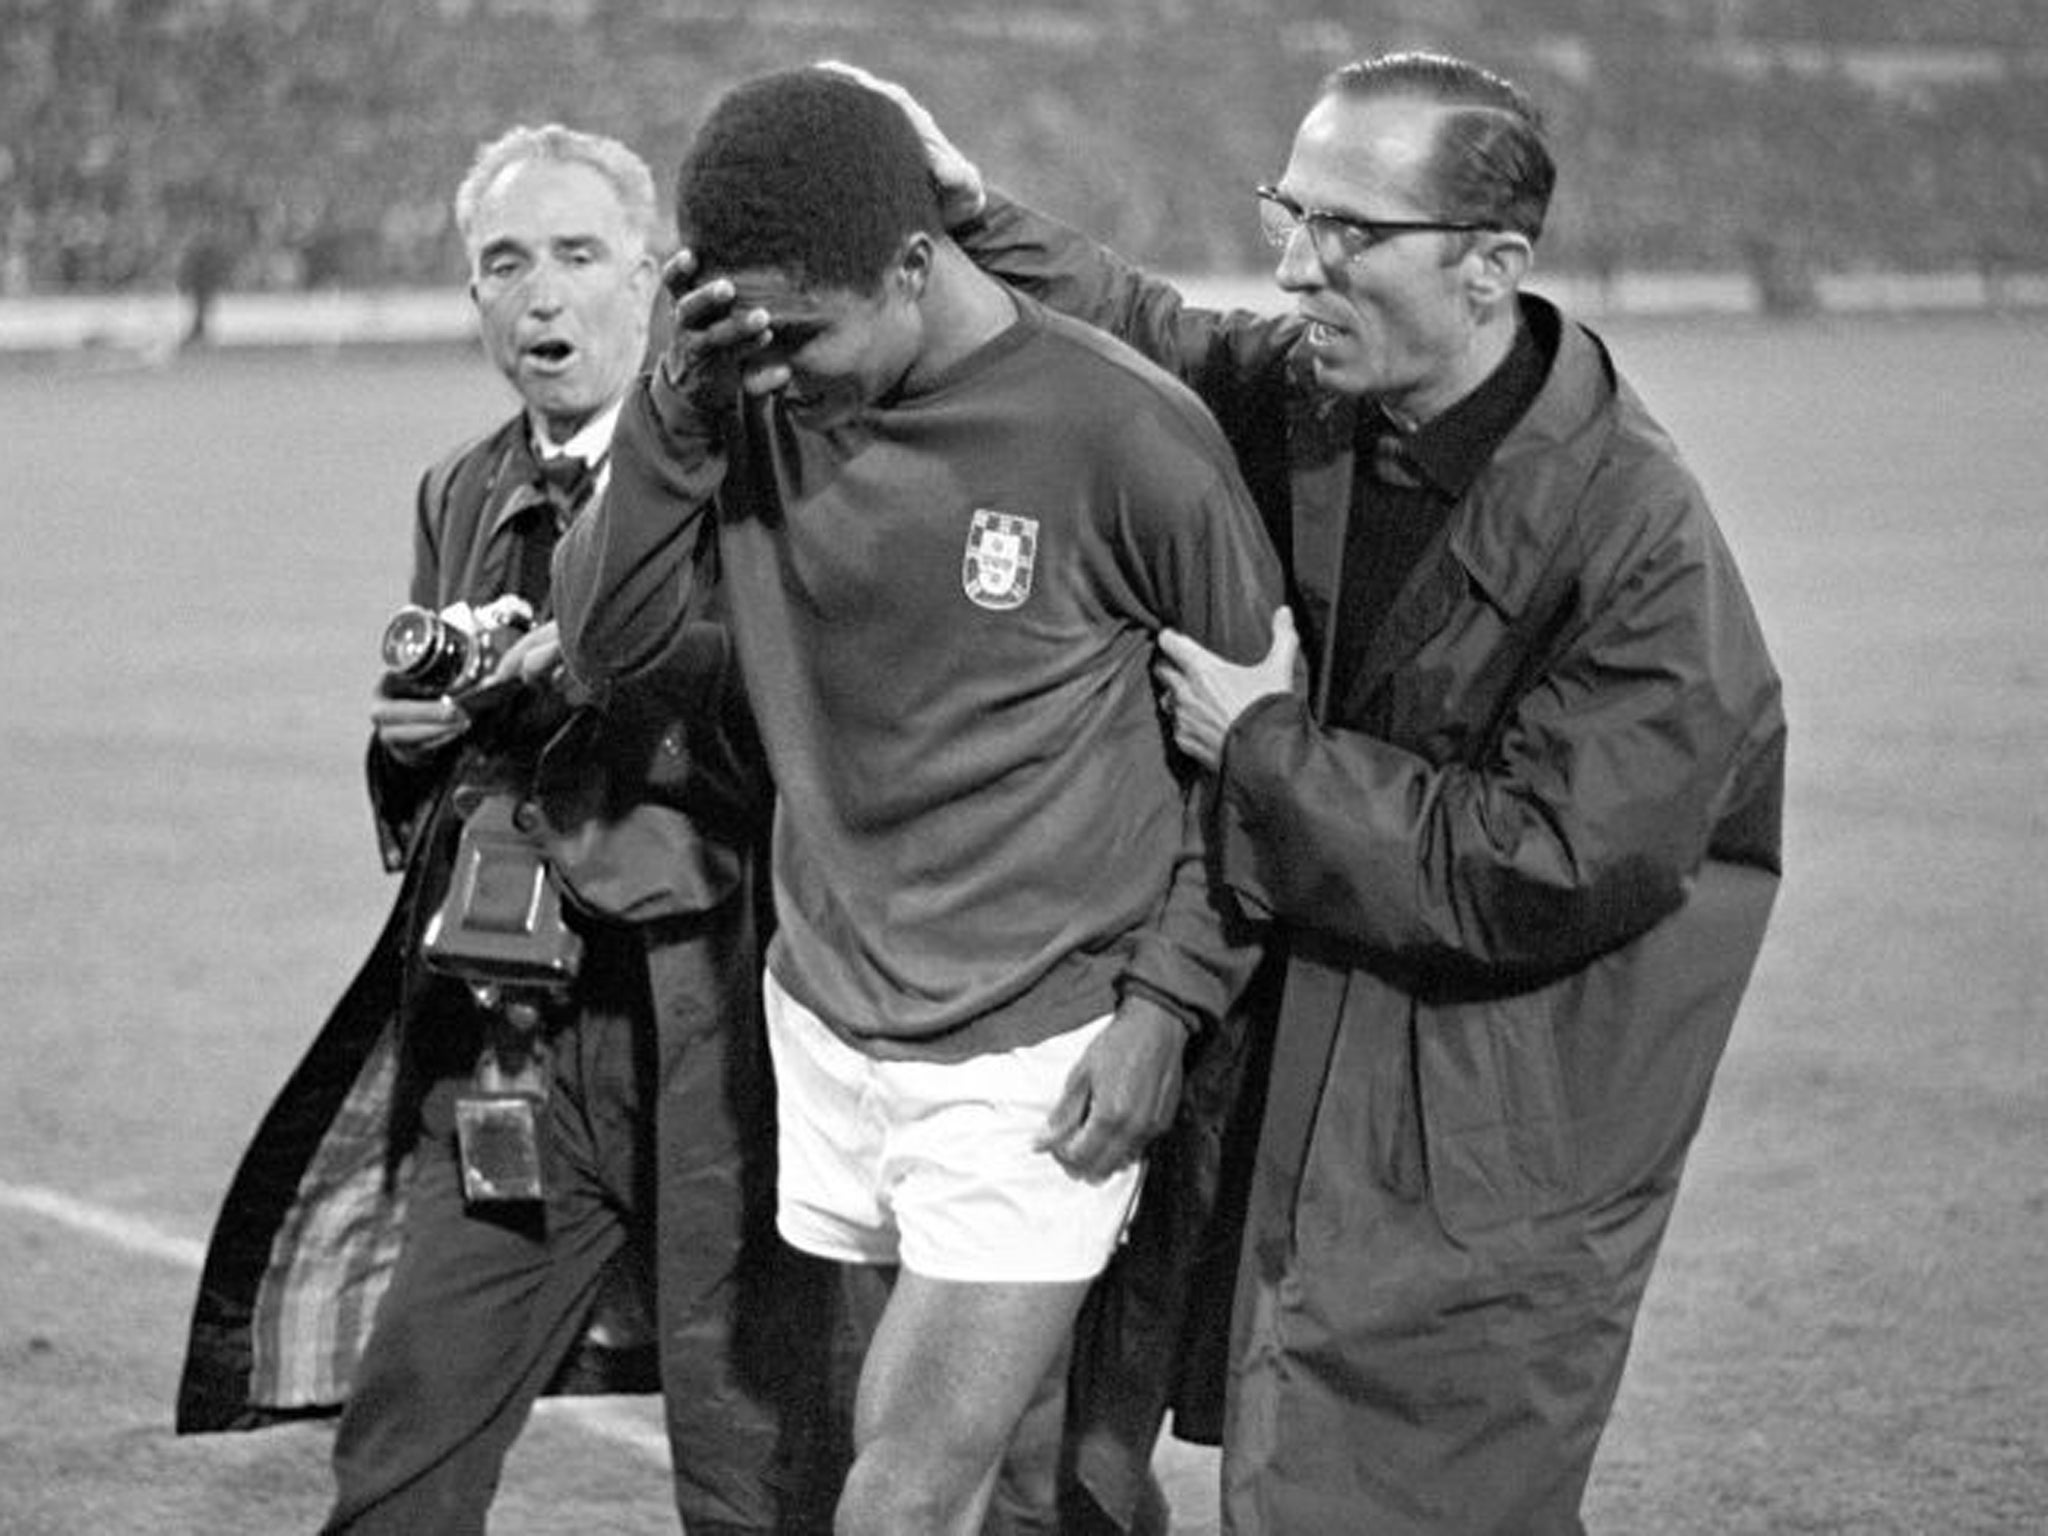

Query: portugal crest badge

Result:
[962,508,1038,610]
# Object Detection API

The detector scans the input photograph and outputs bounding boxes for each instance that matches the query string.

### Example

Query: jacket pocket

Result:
[1415,990,1580,1243]
[1286,967,1425,1267]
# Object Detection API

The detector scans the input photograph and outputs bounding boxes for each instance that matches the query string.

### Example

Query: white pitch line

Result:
[530,1399,672,1464]
[0,1179,208,1269]
[0,1177,670,1464]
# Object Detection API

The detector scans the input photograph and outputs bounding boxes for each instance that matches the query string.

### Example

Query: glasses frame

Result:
[1254,184,1497,269]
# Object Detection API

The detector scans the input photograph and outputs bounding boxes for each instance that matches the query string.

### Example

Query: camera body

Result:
[420,790,583,992]
[421,789,583,1205]
[380,594,535,700]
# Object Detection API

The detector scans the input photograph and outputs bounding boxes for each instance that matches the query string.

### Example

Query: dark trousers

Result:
[324,913,843,1535]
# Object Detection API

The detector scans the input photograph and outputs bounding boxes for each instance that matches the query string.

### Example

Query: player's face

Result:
[723,266,924,431]
[468,159,656,440]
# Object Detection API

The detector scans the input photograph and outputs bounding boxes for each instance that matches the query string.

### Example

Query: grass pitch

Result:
[2,312,2044,1533]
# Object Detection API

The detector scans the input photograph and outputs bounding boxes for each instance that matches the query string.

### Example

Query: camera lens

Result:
[381,605,474,694]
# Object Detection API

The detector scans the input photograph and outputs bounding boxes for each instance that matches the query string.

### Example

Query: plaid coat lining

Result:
[250,1030,408,1411]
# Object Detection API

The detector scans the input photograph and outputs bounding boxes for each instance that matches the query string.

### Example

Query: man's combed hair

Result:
[1325,52,1556,243]
[677,67,943,294]
[453,124,660,259]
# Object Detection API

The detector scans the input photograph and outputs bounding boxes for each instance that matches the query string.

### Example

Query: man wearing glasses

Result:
[842,51,1786,1535]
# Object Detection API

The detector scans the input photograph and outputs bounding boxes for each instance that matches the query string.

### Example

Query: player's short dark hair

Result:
[677,66,943,294]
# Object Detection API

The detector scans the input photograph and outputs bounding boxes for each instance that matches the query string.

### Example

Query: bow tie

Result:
[1369,432,1426,491]
[535,453,597,504]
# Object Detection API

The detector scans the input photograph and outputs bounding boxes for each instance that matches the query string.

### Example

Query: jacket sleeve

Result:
[552,371,730,704]
[1212,494,1783,983]
[544,383,771,920]
[1114,441,1288,1033]
[958,192,1300,451]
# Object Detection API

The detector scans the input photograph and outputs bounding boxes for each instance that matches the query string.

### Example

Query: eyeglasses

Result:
[1254,185,1496,269]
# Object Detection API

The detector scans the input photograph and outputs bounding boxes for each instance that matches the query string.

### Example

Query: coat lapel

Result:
[1341,531,1474,723]
[1323,302,1617,727]
[1284,378,1359,718]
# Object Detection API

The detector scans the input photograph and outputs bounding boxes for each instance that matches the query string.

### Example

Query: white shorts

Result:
[763,971,1144,1284]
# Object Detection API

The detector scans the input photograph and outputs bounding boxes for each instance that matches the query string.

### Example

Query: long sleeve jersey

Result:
[556,295,1283,1060]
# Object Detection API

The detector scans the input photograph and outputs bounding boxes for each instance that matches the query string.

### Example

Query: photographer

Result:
[177,125,841,1534]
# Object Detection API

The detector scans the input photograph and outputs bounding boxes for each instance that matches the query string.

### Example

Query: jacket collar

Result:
[482,422,555,548]
[1286,295,1618,714]
[1444,297,1614,618]
[1397,312,1547,504]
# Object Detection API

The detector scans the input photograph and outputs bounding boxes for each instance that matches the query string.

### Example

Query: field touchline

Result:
[0,1179,207,1269]
[0,1177,672,1465]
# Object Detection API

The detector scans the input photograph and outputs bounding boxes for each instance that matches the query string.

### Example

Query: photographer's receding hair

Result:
[453,124,661,261]
[677,67,942,295]
[1324,52,1555,244]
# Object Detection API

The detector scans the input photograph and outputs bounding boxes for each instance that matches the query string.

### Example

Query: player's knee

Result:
[834,1436,989,1536]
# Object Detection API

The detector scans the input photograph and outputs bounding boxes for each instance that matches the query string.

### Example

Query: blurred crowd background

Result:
[4,0,2044,313]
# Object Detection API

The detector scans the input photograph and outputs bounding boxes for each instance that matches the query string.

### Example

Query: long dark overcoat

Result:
[972,196,1785,1535]
[174,415,807,1524]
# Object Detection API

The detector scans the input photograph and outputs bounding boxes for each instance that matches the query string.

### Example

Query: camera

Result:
[379,594,535,699]
[421,788,585,1205]
[420,790,584,992]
